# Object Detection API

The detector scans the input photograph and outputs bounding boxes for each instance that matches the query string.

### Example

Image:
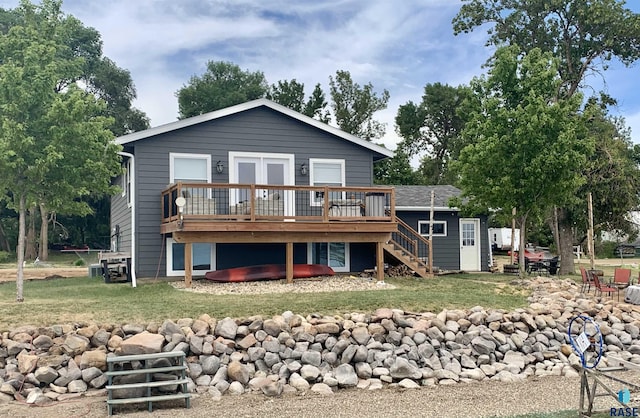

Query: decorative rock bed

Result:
[1,276,639,408]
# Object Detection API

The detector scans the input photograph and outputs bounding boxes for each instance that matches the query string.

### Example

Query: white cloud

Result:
[1,0,638,149]
[625,109,640,144]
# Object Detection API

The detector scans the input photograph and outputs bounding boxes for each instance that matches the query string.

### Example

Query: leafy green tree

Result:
[177,61,269,118]
[577,100,640,239]
[328,70,390,141]
[267,79,304,111]
[452,46,592,274]
[396,83,474,184]
[453,0,640,272]
[84,57,149,136]
[0,0,121,301]
[267,79,330,123]
[1,1,149,260]
[0,4,149,137]
[303,83,331,123]
[374,148,422,185]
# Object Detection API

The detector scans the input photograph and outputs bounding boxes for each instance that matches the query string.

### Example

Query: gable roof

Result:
[115,98,394,160]
[393,185,462,211]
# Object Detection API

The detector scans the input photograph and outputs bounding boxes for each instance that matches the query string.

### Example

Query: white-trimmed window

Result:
[122,159,131,206]
[418,220,447,237]
[309,158,345,205]
[308,242,350,272]
[166,237,215,277]
[170,153,211,185]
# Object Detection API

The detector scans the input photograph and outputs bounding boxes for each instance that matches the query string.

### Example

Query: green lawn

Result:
[0,272,529,331]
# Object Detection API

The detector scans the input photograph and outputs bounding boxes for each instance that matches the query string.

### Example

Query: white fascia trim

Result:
[115,99,394,159]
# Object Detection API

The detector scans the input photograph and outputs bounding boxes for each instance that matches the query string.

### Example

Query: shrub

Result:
[0,251,11,263]
[74,259,86,267]
[595,241,617,258]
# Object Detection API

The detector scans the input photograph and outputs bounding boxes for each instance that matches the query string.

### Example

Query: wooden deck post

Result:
[185,242,192,288]
[286,242,293,284]
[376,241,384,282]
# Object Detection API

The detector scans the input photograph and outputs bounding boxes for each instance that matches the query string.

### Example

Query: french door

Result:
[228,152,295,215]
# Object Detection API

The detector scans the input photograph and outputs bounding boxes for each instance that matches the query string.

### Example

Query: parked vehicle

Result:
[489,228,520,252]
[513,247,559,275]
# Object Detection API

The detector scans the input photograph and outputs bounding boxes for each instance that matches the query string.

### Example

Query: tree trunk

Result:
[16,194,26,302]
[0,221,11,252]
[518,213,527,278]
[25,206,37,260]
[557,208,575,275]
[549,207,560,253]
[39,203,49,261]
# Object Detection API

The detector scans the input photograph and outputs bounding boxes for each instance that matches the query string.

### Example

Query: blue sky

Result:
[2,0,639,150]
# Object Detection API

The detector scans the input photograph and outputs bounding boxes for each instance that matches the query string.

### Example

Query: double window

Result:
[166,238,215,277]
[418,220,447,237]
[308,242,349,272]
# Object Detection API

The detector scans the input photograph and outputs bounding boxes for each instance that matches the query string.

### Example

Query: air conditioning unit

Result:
[88,264,103,278]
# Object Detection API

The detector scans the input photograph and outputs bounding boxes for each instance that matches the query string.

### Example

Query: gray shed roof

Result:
[115,98,393,160]
[392,185,462,210]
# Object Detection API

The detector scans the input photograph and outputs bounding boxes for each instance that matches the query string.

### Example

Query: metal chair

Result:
[579,267,594,293]
[592,273,620,301]
[612,268,632,289]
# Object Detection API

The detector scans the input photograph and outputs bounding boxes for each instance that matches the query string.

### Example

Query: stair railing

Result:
[389,216,432,273]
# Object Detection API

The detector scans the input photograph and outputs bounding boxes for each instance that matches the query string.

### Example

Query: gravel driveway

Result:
[0,374,592,417]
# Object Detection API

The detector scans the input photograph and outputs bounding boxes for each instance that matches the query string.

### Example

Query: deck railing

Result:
[161,183,395,224]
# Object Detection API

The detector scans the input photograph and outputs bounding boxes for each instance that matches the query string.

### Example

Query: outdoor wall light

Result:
[216,160,224,174]
[175,196,186,228]
[300,163,308,176]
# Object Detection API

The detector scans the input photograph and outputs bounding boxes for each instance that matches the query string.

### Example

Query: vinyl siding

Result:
[395,210,490,272]
[110,174,131,253]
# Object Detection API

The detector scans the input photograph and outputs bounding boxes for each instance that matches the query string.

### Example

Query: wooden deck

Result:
[161,183,398,286]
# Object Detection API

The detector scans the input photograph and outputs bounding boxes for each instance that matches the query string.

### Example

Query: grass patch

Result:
[0,273,530,331]
[0,250,99,268]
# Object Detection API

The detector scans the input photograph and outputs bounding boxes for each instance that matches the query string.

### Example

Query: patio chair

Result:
[592,273,620,301]
[579,267,594,293]
[612,268,632,289]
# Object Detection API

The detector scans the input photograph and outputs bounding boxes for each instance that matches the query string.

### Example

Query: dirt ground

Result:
[0,267,88,283]
[0,375,590,418]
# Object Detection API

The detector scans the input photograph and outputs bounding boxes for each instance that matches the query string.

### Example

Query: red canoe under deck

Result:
[204,264,335,283]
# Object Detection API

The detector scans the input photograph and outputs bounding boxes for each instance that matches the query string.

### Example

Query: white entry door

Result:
[460,219,481,271]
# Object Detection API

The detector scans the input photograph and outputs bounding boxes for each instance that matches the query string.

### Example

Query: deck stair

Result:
[384,217,433,279]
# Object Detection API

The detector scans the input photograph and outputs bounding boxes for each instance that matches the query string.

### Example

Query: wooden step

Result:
[106,365,187,377]
[107,378,189,391]
[107,393,191,405]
